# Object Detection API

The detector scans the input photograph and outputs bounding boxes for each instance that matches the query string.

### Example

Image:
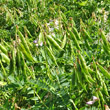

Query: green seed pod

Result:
[78,51,87,70]
[80,64,92,84]
[103,44,110,55]
[47,35,63,51]
[97,63,110,79]
[24,26,33,38]
[46,46,57,65]
[9,48,16,75]
[3,41,10,49]
[61,34,66,49]
[30,17,38,27]
[76,64,87,92]
[92,60,97,71]
[70,40,74,59]
[96,70,103,85]
[76,69,81,84]
[67,40,73,58]
[88,68,95,75]
[38,32,44,45]
[72,67,78,86]
[68,30,81,51]
[78,53,91,78]
[18,43,34,62]
[26,38,33,50]
[72,27,80,40]
[0,61,7,78]
[46,39,53,51]
[61,12,67,21]
[93,60,103,84]
[100,30,110,49]
[0,53,10,64]
[17,30,32,55]
[78,53,94,83]
[103,82,109,96]
[20,52,27,80]
[54,37,62,44]
[98,91,105,103]
[0,44,7,55]
[83,29,93,42]
[76,58,83,84]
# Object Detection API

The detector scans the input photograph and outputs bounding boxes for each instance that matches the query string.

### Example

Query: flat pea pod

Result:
[24,26,33,38]
[0,44,7,55]
[61,34,66,49]
[26,38,33,50]
[78,52,92,80]
[72,67,78,86]
[97,63,110,79]
[88,68,96,75]
[76,59,83,84]
[18,43,34,62]
[83,29,93,42]
[103,44,110,55]
[61,12,67,21]
[68,30,81,51]
[0,53,10,64]
[96,70,103,85]
[54,37,62,44]
[78,51,88,70]
[40,48,46,60]
[20,52,27,80]
[17,30,32,55]
[103,82,109,96]
[98,91,105,104]
[46,46,57,66]
[46,39,53,51]
[9,48,16,75]
[38,32,44,45]
[0,61,7,78]
[3,41,10,49]
[70,40,74,59]
[67,40,73,58]
[100,30,110,49]
[80,63,92,84]
[76,65,87,92]
[47,35,63,51]
[76,69,81,85]
[30,17,38,27]
[72,27,80,40]
[81,65,95,83]
[92,60,97,71]
[77,56,94,83]
[60,5,67,11]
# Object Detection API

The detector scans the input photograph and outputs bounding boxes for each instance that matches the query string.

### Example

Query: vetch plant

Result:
[0,0,110,109]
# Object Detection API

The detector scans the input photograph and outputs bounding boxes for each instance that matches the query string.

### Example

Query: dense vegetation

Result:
[0,0,110,110]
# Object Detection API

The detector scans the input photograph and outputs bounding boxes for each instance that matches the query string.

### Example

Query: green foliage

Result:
[0,0,110,110]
